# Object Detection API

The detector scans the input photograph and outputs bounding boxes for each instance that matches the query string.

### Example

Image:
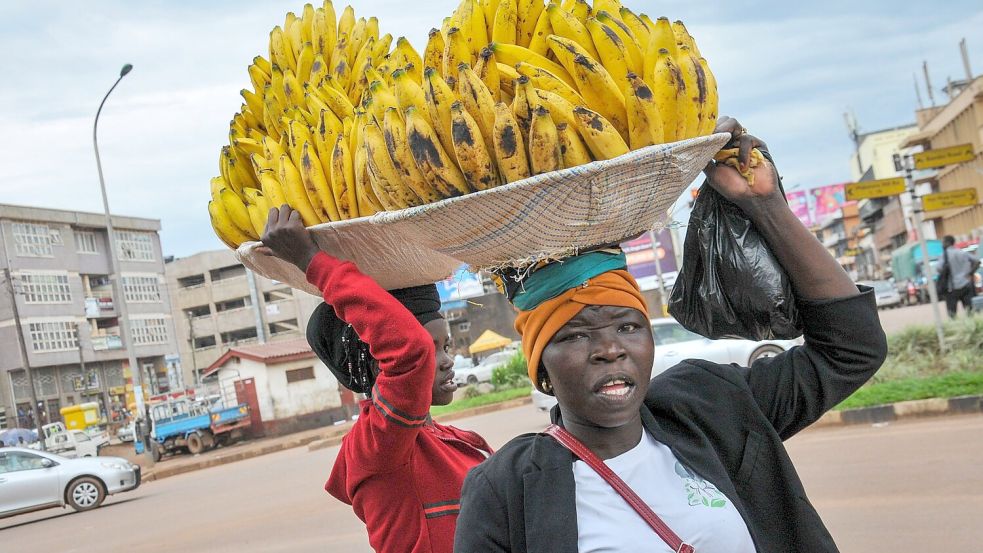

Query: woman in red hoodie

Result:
[260,206,493,553]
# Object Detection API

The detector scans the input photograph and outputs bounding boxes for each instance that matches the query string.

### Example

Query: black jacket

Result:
[454,288,888,552]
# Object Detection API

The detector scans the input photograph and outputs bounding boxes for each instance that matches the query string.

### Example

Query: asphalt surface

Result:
[875,301,962,335]
[3,403,981,552]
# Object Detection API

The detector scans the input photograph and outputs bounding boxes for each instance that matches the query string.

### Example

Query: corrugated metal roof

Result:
[203,338,315,376]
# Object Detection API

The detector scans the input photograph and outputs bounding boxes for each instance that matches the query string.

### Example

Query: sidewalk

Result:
[119,394,980,482]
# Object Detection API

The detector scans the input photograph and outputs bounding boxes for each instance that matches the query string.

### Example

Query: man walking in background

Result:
[939,235,980,318]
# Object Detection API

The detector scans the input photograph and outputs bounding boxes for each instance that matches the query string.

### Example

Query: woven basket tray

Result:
[236,132,730,294]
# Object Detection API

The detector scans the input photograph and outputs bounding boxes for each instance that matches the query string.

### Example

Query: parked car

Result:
[858,280,903,309]
[29,423,109,458]
[0,447,141,519]
[116,422,136,443]
[454,351,514,386]
[532,317,801,411]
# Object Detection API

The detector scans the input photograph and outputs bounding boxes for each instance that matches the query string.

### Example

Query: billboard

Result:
[622,229,677,291]
[786,183,854,228]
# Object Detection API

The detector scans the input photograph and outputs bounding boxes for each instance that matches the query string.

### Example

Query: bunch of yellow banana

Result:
[209,0,719,251]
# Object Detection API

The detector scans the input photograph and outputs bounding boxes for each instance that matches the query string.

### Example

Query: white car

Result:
[532,318,801,411]
[0,447,141,518]
[454,351,515,386]
[858,280,902,309]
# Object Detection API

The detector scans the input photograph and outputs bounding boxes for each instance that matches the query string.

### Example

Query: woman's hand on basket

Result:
[259,205,320,272]
[703,116,782,215]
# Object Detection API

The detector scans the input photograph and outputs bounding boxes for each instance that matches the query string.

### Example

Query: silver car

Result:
[0,446,141,518]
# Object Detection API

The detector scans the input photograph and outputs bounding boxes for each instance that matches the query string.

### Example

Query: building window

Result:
[178,274,206,288]
[28,321,78,353]
[285,366,315,383]
[122,275,161,303]
[117,231,155,261]
[76,230,99,254]
[193,335,217,350]
[130,317,169,345]
[20,273,72,303]
[12,222,54,257]
[0,408,6,430]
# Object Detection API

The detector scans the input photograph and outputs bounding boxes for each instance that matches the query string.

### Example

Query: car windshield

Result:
[651,322,703,346]
[871,281,895,293]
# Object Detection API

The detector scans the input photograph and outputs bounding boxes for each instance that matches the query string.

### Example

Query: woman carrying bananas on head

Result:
[454,117,888,553]
[259,207,493,553]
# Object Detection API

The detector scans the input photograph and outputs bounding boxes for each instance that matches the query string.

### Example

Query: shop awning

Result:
[468,330,512,354]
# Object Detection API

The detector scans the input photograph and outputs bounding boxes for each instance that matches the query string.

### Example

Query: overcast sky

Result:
[1,1,981,258]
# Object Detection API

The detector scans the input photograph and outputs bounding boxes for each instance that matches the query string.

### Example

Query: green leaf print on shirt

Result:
[674,461,728,508]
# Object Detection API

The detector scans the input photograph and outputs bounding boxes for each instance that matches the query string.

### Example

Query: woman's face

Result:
[426,319,458,406]
[540,306,654,429]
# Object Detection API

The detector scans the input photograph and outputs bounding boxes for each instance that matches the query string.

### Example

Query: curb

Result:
[306,396,534,452]
[812,395,983,428]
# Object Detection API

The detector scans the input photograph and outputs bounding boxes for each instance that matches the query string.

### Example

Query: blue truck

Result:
[148,396,251,462]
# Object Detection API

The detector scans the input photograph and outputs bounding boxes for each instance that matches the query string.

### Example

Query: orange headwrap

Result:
[514,270,648,391]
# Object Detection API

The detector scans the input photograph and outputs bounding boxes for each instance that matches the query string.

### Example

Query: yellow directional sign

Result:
[845,177,907,201]
[921,188,979,212]
[913,143,975,170]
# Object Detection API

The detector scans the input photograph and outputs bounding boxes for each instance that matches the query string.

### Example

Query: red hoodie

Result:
[306,252,493,553]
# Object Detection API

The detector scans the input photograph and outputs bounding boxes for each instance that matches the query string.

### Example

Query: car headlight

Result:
[101,461,129,471]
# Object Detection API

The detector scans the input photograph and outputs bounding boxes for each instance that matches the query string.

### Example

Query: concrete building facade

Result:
[0,204,180,431]
[164,249,322,386]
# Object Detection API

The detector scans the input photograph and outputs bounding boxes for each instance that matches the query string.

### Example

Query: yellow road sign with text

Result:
[913,143,975,170]
[845,177,907,201]
[921,188,979,212]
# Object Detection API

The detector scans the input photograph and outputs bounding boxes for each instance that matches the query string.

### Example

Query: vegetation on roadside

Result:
[835,372,983,410]
[431,385,532,417]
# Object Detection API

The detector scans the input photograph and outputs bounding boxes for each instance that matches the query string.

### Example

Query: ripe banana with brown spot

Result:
[382,107,443,203]
[649,48,685,142]
[405,106,470,197]
[451,101,499,192]
[571,106,629,160]
[624,72,664,149]
[528,106,562,175]
[492,101,531,183]
[555,121,593,167]
[547,35,628,140]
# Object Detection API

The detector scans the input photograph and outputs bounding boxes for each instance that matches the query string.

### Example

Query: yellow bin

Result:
[60,402,100,431]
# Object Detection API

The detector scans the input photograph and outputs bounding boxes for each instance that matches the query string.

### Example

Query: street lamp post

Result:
[93,64,154,465]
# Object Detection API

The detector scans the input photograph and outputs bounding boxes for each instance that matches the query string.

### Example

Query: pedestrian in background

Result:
[260,206,493,553]
[937,235,980,318]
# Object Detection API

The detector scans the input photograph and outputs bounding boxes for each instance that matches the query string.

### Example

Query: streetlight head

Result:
[120,64,133,77]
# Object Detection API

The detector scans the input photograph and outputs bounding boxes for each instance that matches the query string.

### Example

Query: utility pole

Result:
[650,230,668,315]
[902,156,947,353]
[186,310,200,388]
[2,268,46,449]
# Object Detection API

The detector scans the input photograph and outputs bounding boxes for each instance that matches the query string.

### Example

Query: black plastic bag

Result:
[667,173,802,341]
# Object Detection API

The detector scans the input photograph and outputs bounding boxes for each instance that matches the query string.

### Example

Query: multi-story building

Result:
[164,249,322,385]
[903,75,983,239]
[0,204,180,430]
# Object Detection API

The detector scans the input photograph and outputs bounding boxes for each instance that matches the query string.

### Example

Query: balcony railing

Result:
[84,296,115,317]
[91,334,123,351]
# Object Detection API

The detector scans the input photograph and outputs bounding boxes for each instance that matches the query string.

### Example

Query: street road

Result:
[3,405,981,552]
[876,301,958,335]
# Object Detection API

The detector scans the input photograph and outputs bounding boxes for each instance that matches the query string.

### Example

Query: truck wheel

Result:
[186,433,205,455]
[201,431,215,450]
[66,477,106,512]
[151,442,162,463]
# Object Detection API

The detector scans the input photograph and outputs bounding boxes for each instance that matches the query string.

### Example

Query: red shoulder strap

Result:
[544,424,695,553]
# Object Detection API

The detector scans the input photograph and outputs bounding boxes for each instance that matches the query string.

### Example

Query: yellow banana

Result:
[527,1,556,56]
[300,4,315,43]
[337,5,356,42]
[423,66,460,160]
[315,76,356,120]
[285,16,304,66]
[556,121,593,167]
[624,72,664,149]
[405,106,470,197]
[312,4,336,60]
[489,42,576,88]
[364,121,418,210]
[258,169,288,210]
[482,0,502,37]
[301,141,342,221]
[423,28,446,77]
[492,101,531,183]
[697,57,719,136]
[496,62,520,96]
[562,0,591,24]
[645,17,679,86]
[547,4,598,60]
[532,88,578,127]
[514,61,585,106]
[210,176,227,199]
[618,7,649,47]
[672,20,700,57]
[511,75,535,139]
[592,0,624,22]
[649,48,685,142]
[278,154,323,226]
[455,0,489,59]
[219,188,258,239]
[675,45,704,140]
[269,26,295,73]
[245,203,268,237]
[571,106,629,160]
[330,34,352,92]
[233,137,264,158]
[352,142,374,217]
[516,0,545,48]
[492,0,518,44]
[347,18,368,65]
[595,11,641,75]
[250,152,272,175]
[208,200,251,249]
[241,89,265,123]
[393,36,424,81]
[528,106,562,175]
[475,47,502,102]
[382,107,443,203]
[296,42,315,83]
[329,131,357,219]
[248,63,271,96]
[442,27,472,87]
[253,55,272,79]
[450,101,499,192]
[308,54,330,90]
[456,63,498,152]
[547,35,628,140]
[585,17,631,92]
[393,66,432,123]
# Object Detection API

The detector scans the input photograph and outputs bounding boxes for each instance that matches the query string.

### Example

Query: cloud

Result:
[1,1,982,259]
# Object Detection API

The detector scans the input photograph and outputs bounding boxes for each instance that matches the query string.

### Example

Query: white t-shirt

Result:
[574,431,757,552]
